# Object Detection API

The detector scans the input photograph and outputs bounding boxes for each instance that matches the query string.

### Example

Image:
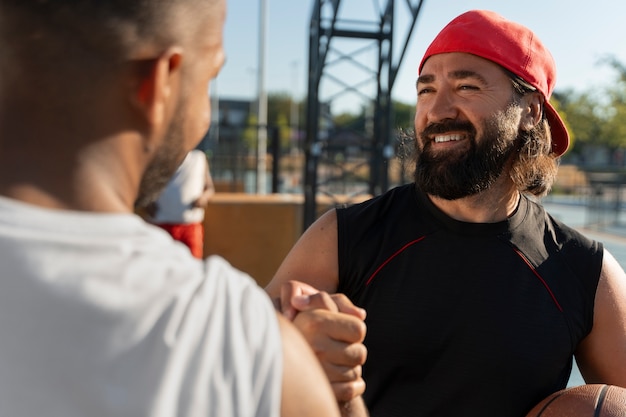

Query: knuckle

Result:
[333,380,365,402]
[342,317,367,342]
[292,313,323,340]
[346,343,368,365]
[330,364,361,382]
[331,292,349,304]
[354,319,367,340]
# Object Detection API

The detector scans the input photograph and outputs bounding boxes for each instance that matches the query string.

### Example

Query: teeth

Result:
[434,134,462,143]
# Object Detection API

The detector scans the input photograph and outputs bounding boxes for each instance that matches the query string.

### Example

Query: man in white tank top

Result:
[0,1,368,416]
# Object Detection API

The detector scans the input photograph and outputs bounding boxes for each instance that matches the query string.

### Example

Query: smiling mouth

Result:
[433,134,463,143]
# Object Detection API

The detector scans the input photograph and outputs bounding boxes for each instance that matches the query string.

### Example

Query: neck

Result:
[0,72,152,213]
[427,180,521,223]
[0,125,145,213]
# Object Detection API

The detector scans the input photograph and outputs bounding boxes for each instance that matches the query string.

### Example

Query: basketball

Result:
[526,384,626,416]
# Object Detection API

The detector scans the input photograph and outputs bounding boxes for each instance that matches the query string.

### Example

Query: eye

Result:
[417,86,434,96]
[458,84,479,91]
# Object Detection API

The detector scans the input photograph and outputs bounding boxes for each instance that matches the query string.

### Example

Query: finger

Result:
[332,378,366,403]
[301,331,367,371]
[291,291,339,313]
[314,340,368,371]
[293,312,368,372]
[330,293,367,320]
[295,310,367,344]
[321,363,362,383]
[279,280,320,320]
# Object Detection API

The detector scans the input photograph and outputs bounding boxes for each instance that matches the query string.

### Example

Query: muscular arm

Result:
[267,209,369,417]
[575,249,626,386]
[266,209,340,300]
[278,313,341,417]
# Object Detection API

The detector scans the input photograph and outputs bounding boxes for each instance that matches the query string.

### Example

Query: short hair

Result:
[1,0,215,78]
[1,0,218,105]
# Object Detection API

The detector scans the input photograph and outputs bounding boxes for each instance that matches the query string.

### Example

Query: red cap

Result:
[419,10,569,156]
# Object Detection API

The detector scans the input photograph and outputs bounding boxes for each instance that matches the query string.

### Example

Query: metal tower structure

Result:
[303,0,425,228]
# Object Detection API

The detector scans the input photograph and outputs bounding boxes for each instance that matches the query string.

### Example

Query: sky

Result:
[216,0,626,112]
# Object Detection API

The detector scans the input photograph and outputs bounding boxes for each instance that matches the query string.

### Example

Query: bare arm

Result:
[266,209,340,302]
[575,248,626,386]
[278,313,341,417]
[267,210,369,416]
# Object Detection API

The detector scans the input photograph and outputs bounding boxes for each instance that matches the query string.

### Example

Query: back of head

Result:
[0,0,213,101]
[0,0,224,211]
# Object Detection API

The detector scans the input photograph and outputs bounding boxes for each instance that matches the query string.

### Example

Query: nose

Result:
[424,88,459,124]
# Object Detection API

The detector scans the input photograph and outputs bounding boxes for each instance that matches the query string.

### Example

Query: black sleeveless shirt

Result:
[337,184,603,417]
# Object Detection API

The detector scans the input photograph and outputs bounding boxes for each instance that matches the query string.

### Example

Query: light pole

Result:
[256,0,268,194]
[290,60,299,155]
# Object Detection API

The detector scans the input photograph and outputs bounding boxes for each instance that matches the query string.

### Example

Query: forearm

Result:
[340,396,369,417]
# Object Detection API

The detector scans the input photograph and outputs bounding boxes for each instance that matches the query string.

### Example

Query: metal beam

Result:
[303,0,426,228]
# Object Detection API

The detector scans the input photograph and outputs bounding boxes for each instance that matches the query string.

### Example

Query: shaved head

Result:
[0,0,220,97]
[0,0,226,212]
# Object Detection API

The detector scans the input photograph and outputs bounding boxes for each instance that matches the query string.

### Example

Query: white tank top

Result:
[0,196,282,417]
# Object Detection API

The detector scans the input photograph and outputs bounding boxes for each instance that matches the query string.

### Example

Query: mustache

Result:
[420,119,476,140]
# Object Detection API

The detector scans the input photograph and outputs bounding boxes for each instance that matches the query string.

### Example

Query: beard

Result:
[134,101,189,209]
[414,104,521,200]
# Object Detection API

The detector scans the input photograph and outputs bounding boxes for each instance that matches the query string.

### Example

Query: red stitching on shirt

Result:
[366,236,427,286]
[512,246,563,312]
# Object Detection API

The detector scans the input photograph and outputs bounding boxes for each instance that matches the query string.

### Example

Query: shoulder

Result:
[174,256,283,415]
[201,255,282,374]
[575,247,626,386]
[338,184,416,219]
[203,255,279,323]
[525,197,602,254]
[534,203,604,256]
[155,253,280,346]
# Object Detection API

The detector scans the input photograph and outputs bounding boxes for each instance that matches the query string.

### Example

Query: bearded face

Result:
[414,102,522,200]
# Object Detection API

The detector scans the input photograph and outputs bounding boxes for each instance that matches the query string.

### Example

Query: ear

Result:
[131,47,184,130]
[519,91,544,132]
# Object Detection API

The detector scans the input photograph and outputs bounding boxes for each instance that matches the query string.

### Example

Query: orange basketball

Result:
[526,384,626,417]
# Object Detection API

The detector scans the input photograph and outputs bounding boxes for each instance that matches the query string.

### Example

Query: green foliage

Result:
[392,100,415,129]
[242,113,258,151]
[330,100,414,130]
[333,111,365,130]
[267,92,293,124]
[548,96,575,149]
[275,113,291,149]
[243,92,304,152]
[557,55,626,153]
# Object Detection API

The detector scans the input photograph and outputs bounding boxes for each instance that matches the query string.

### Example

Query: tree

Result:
[242,112,258,153]
[598,56,626,150]
[392,100,414,130]
[556,55,626,157]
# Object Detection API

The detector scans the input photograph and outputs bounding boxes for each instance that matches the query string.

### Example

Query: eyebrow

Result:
[416,70,489,86]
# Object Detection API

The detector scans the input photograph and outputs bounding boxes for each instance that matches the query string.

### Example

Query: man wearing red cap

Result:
[267,9,626,417]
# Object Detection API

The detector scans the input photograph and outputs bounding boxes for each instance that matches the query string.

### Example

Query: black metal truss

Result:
[303,0,425,228]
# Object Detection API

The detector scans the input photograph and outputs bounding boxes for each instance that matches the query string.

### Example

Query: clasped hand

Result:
[276,280,368,403]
